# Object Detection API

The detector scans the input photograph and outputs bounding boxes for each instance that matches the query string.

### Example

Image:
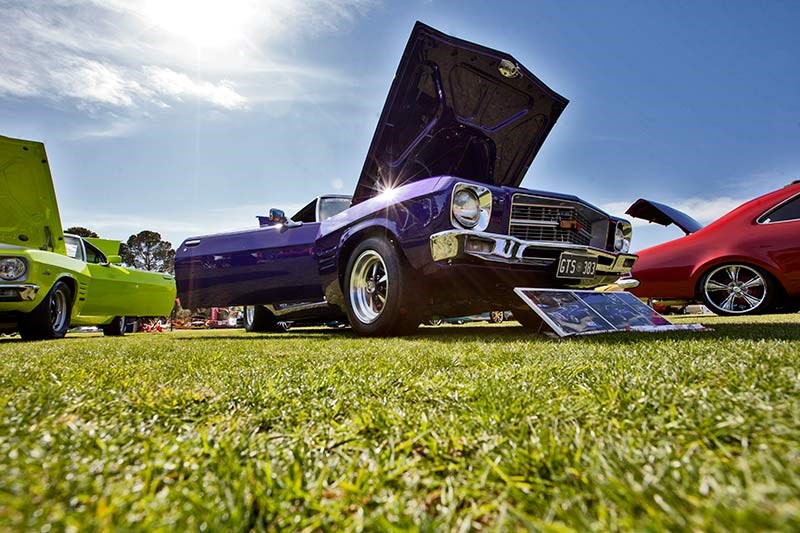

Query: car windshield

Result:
[319,197,352,221]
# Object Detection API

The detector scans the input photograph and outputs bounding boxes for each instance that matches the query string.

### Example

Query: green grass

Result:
[2,314,800,531]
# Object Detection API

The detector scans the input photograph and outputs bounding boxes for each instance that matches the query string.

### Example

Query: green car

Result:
[0,136,177,340]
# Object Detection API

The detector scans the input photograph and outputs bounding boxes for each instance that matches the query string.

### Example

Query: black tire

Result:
[18,280,73,340]
[343,237,419,336]
[243,305,290,332]
[514,308,545,332]
[102,316,126,336]
[699,263,776,316]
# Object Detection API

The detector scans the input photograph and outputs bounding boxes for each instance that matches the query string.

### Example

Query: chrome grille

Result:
[509,202,593,245]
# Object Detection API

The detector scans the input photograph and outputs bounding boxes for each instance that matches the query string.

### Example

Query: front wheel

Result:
[243,305,290,332]
[344,237,419,336]
[19,280,73,340]
[102,316,126,336]
[700,263,775,315]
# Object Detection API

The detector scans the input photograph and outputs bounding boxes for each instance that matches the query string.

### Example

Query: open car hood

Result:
[85,237,122,259]
[625,199,703,235]
[0,136,66,254]
[352,22,569,204]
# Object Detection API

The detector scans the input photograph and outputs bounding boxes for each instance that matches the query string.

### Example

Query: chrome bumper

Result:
[430,230,637,274]
[0,284,40,301]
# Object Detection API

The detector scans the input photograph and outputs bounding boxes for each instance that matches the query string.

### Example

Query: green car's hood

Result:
[0,136,66,255]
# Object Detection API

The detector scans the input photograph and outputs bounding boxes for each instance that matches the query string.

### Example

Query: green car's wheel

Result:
[243,305,290,332]
[19,280,73,340]
[103,316,127,336]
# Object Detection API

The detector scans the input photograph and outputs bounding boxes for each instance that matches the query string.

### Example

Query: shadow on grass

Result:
[3,318,798,344]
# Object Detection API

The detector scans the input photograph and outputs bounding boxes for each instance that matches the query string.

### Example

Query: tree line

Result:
[65,227,175,274]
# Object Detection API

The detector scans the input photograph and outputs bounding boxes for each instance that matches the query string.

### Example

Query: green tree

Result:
[120,230,175,274]
[64,226,99,238]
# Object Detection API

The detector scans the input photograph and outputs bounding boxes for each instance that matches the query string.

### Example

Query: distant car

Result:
[627,181,800,315]
[0,136,177,340]
[175,22,637,336]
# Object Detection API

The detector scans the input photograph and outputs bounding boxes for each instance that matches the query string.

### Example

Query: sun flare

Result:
[143,0,256,47]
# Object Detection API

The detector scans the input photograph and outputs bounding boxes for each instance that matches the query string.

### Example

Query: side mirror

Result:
[269,208,287,224]
[267,208,302,228]
[105,255,122,265]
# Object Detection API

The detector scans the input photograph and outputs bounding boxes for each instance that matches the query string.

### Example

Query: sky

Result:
[1,0,798,251]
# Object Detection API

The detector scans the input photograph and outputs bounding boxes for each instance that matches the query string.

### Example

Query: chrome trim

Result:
[509,218,560,227]
[0,283,40,301]
[264,299,329,317]
[508,193,602,246]
[756,191,800,225]
[430,229,637,273]
[594,278,641,291]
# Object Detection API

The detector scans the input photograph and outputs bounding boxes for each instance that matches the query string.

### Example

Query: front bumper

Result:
[0,284,40,302]
[430,229,637,277]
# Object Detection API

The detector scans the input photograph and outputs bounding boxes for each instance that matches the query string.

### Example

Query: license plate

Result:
[556,253,598,279]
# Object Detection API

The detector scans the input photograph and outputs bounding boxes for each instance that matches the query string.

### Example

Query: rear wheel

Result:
[19,280,73,340]
[344,237,419,336]
[700,263,775,316]
[102,316,126,336]
[243,305,290,332]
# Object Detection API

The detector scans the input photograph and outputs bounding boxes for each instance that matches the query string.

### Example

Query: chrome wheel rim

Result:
[50,288,68,332]
[245,306,254,326]
[349,250,388,324]
[704,264,767,314]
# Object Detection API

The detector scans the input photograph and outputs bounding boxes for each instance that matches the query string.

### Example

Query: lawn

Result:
[2,314,799,531]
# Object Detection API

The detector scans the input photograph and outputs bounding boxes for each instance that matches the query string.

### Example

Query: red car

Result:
[626,181,800,315]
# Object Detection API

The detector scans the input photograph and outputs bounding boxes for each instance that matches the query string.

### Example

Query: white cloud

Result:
[143,67,247,110]
[0,0,376,133]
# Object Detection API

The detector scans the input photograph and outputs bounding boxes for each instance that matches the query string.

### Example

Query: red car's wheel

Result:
[700,264,775,315]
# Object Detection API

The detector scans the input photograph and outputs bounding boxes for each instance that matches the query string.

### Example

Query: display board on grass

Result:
[514,288,708,337]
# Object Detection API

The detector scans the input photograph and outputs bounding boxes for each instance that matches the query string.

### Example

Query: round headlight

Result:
[0,257,27,280]
[614,226,631,253]
[453,189,481,228]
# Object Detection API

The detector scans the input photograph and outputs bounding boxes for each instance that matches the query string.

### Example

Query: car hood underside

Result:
[352,21,569,204]
[0,136,66,254]
[625,198,704,235]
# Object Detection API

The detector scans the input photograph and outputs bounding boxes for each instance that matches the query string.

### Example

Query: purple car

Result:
[175,22,637,336]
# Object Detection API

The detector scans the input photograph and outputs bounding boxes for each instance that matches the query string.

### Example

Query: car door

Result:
[80,239,174,317]
[175,222,324,309]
